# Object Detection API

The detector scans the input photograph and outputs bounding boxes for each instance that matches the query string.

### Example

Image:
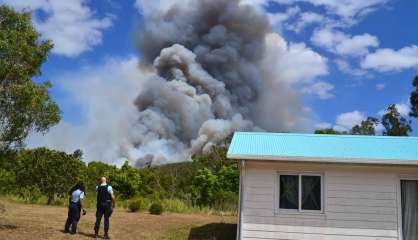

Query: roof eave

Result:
[227,154,418,166]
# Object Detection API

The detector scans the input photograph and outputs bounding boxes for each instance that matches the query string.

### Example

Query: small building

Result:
[227,132,418,240]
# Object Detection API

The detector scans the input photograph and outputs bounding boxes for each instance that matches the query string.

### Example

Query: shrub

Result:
[128,198,147,212]
[0,169,16,194]
[18,186,42,204]
[52,198,65,206]
[149,202,163,215]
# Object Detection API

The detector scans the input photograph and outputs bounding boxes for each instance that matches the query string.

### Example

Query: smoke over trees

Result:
[123,0,309,165]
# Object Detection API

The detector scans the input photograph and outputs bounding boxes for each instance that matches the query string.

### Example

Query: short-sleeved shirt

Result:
[71,189,85,203]
[95,183,113,195]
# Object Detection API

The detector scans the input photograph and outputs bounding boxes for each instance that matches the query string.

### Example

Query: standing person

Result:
[94,177,115,239]
[64,183,86,234]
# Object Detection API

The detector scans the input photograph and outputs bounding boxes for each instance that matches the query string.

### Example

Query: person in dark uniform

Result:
[64,183,86,234]
[94,177,115,239]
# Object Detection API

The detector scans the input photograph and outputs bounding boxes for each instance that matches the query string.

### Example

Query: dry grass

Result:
[0,198,236,240]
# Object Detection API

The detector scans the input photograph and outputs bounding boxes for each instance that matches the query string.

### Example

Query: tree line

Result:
[0,145,239,211]
[315,101,416,136]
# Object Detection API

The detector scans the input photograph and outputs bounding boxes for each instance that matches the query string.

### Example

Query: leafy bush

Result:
[18,186,42,204]
[191,168,219,206]
[128,198,147,212]
[149,202,163,215]
[0,168,16,194]
[52,198,65,206]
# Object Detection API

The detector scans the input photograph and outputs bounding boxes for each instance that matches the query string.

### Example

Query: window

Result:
[279,175,298,209]
[278,173,322,212]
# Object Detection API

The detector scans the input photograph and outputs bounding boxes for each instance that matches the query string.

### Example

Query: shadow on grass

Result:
[188,223,236,240]
[0,219,17,230]
[0,224,17,230]
[77,231,97,238]
[58,229,96,238]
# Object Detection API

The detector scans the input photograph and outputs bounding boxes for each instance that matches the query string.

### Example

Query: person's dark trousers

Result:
[94,204,112,235]
[64,202,81,234]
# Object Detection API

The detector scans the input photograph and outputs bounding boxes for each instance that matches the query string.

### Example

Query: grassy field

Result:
[0,199,236,240]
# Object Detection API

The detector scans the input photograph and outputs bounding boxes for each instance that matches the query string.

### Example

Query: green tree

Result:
[15,148,86,204]
[0,6,60,152]
[381,104,412,136]
[217,165,239,193]
[351,117,378,135]
[193,145,230,171]
[409,75,418,118]
[314,129,343,134]
[86,161,117,191]
[109,161,142,199]
[191,167,219,206]
[72,149,83,160]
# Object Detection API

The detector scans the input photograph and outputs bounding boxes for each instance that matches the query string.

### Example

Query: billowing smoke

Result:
[28,0,317,166]
[120,0,308,166]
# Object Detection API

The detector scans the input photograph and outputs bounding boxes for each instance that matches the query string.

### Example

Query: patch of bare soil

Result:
[0,199,236,240]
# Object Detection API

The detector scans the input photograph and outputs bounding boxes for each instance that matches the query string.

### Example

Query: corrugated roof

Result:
[227,132,418,165]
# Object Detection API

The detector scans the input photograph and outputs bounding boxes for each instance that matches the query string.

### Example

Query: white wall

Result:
[240,160,418,240]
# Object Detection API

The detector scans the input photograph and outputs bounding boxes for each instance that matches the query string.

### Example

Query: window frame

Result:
[276,172,324,214]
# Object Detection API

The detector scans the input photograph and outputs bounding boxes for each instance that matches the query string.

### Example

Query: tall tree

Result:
[381,104,412,136]
[409,75,418,118]
[0,6,60,152]
[15,148,86,204]
[351,117,378,135]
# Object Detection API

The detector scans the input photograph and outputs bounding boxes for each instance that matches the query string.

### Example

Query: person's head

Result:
[100,177,107,184]
[69,182,85,194]
[78,182,85,192]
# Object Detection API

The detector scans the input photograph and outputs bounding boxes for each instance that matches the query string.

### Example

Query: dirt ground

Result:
[0,199,236,240]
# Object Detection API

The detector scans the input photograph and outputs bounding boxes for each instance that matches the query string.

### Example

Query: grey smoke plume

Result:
[122,0,308,166]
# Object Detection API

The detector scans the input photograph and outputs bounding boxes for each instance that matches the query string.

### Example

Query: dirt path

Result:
[0,199,236,240]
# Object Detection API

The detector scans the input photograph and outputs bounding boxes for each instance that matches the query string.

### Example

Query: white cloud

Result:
[302,81,335,99]
[267,6,300,27]
[335,34,379,56]
[311,27,379,57]
[27,57,147,164]
[334,110,365,132]
[232,0,389,34]
[335,59,368,76]
[263,33,332,99]
[135,0,192,14]
[395,103,410,117]
[376,83,385,91]
[361,45,418,72]
[272,0,388,22]
[265,33,328,83]
[287,12,325,33]
[2,0,112,57]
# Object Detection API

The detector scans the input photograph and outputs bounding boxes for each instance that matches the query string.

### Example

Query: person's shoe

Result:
[94,233,99,239]
[104,233,111,239]
[63,230,69,233]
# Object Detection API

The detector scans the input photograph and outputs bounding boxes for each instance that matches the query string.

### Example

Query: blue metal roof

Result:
[227,132,418,165]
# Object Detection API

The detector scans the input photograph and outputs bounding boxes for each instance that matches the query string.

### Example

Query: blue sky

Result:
[2,0,418,162]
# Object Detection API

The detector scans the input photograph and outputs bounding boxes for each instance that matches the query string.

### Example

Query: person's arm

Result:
[80,192,86,215]
[108,186,115,208]
[80,198,84,209]
[111,193,115,209]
